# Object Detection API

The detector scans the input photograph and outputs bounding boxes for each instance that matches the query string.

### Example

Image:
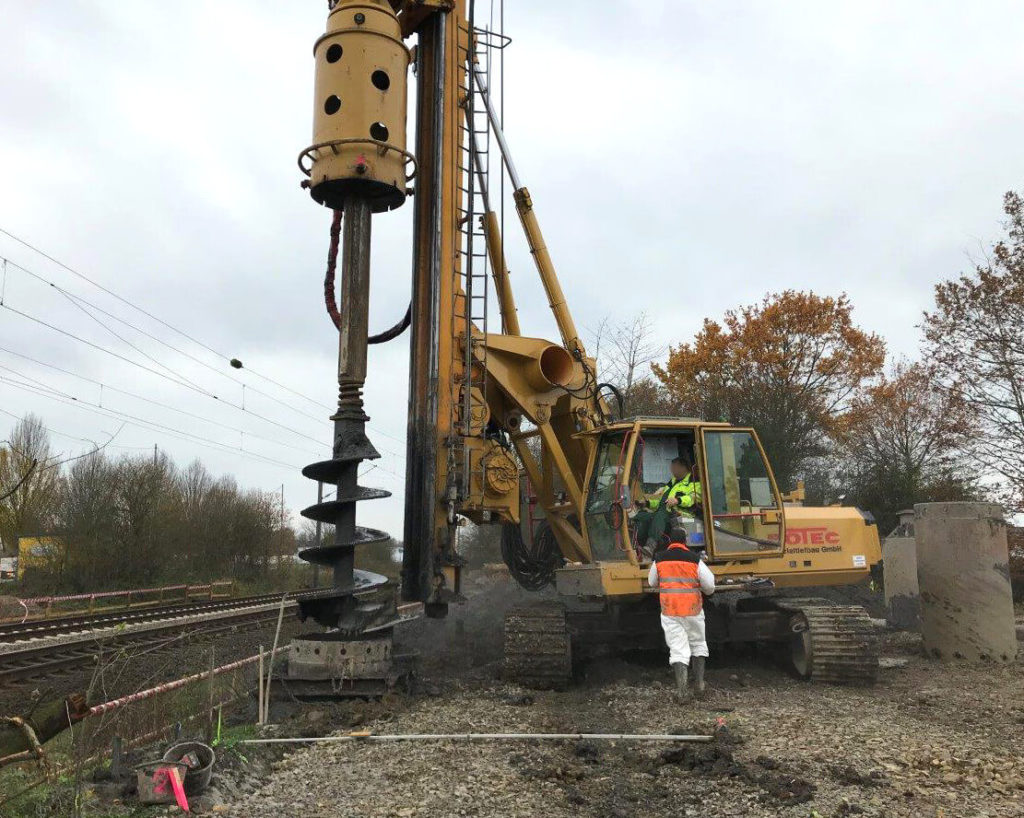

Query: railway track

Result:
[0,590,320,644]
[0,591,334,687]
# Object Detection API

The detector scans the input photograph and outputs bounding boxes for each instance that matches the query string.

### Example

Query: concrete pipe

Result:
[914,502,1017,662]
[882,510,921,631]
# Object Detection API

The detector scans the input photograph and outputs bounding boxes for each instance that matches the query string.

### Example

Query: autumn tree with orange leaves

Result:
[836,360,977,532]
[653,291,885,490]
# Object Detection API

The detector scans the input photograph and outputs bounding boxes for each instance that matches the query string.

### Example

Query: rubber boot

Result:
[672,662,691,703]
[692,656,707,699]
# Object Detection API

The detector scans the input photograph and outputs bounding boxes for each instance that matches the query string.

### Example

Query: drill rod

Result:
[331,196,372,589]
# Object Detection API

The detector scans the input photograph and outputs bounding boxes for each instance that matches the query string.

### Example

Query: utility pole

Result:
[153,444,158,465]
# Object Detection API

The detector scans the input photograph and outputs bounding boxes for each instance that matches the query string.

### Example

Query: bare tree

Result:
[0,414,60,553]
[604,311,667,402]
[923,190,1024,510]
[17,420,297,593]
[588,311,668,416]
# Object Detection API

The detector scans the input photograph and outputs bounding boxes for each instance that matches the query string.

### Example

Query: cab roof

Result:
[581,417,734,435]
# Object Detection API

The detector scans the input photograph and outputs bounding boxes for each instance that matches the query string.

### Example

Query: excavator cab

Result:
[581,420,786,564]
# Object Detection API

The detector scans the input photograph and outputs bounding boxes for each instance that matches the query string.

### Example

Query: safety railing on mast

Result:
[450,3,508,513]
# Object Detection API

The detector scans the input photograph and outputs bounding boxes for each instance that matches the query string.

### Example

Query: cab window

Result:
[703,430,782,555]
[636,431,696,493]
[584,432,630,559]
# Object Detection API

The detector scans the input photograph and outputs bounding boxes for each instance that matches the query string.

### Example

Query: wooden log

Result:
[0,694,89,767]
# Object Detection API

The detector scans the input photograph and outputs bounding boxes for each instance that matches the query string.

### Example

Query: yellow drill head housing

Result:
[300,0,412,212]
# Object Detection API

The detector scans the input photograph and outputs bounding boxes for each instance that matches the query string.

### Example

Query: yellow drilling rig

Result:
[288,0,880,695]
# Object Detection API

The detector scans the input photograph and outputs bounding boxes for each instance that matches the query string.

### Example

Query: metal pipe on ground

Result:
[239,732,714,745]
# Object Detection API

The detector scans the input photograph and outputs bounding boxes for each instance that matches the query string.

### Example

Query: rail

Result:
[0,589,315,644]
[6,581,235,622]
[0,594,311,686]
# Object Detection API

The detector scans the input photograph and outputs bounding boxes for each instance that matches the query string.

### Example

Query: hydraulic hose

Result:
[323,209,411,345]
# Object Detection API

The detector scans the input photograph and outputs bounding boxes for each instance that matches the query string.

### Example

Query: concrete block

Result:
[915,502,1017,662]
[883,533,920,631]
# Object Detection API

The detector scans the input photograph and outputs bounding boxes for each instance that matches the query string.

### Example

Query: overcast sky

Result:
[1,1,1022,539]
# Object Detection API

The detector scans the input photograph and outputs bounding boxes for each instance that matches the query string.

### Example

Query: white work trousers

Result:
[660,609,708,666]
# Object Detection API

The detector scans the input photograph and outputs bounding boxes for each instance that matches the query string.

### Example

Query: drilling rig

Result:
[289,0,881,694]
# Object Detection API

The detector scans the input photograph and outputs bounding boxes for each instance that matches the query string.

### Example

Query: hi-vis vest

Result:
[655,543,703,617]
[647,475,702,515]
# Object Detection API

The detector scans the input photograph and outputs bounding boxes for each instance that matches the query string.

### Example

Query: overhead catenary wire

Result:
[1,377,304,471]
[0,228,334,412]
[0,304,331,448]
[0,233,407,456]
[0,405,125,474]
[0,350,404,467]
[0,352,328,458]
[19,258,328,420]
[0,271,325,426]
[54,280,216,397]
[0,405,100,447]
[0,255,407,454]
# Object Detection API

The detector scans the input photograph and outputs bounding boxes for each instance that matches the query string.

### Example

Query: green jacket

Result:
[646,474,702,514]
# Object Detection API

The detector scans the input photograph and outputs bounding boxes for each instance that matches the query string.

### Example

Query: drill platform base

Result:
[276,632,416,700]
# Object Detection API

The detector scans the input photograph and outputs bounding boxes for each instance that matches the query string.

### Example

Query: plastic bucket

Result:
[161,740,215,795]
[135,760,189,804]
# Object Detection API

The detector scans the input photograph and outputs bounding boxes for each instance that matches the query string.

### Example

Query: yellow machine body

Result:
[559,418,881,601]
[372,0,883,607]
[301,0,412,212]
[307,1,883,681]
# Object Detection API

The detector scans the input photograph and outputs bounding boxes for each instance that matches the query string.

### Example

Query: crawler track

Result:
[503,603,573,689]
[777,597,880,685]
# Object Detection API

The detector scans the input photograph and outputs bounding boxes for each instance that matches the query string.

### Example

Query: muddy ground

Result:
[175,571,1024,818]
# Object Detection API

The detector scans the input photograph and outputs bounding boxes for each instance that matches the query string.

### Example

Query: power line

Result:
[0,232,408,457]
[0,406,126,473]
[56,285,215,396]
[0,303,329,448]
[1,377,304,471]
[2,302,208,394]
[0,227,335,412]
[0,350,328,458]
[0,405,99,447]
[1,256,331,422]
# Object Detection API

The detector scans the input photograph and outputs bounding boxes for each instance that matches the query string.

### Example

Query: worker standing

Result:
[647,526,715,702]
[633,457,701,550]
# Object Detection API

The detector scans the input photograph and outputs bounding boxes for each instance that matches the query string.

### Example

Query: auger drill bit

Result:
[299,198,392,632]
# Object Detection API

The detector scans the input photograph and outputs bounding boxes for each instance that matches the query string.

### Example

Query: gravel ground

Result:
[209,576,1024,818]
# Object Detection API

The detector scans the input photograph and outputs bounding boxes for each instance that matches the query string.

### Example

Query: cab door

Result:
[698,427,786,559]
[580,426,641,563]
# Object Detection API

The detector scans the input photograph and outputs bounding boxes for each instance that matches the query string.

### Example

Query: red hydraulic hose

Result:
[322,208,411,343]
[323,209,343,330]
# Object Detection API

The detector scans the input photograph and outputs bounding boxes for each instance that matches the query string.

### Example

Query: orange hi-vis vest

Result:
[654,542,703,617]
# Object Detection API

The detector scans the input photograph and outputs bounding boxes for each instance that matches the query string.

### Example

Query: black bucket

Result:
[161,740,215,795]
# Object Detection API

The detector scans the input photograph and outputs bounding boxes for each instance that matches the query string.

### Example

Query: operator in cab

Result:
[633,456,702,549]
[647,526,715,702]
